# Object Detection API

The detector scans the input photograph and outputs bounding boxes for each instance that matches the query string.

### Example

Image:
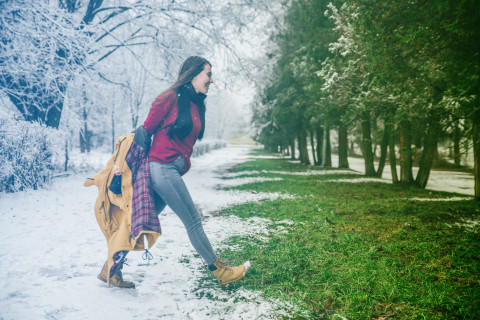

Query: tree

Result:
[1,0,272,130]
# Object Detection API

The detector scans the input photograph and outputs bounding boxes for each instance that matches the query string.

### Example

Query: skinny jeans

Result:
[149,156,217,265]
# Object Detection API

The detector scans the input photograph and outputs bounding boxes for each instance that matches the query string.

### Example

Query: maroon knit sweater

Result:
[143,90,202,175]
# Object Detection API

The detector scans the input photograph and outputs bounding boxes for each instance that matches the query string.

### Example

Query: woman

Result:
[142,56,249,287]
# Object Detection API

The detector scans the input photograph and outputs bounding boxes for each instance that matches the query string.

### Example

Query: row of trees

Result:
[251,0,480,198]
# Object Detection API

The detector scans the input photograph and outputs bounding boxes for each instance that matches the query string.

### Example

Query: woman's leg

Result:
[153,192,167,213]
[149,158,217,265]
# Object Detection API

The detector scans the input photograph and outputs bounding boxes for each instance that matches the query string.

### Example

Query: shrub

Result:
[0,116,63,193]
[193,139,227,157]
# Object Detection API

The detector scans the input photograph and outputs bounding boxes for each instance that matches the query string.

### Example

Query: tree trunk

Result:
[322,121,332,167]
[387,110,399,183]
[85,108,91,153]
[376,119,390,177]
[309,129,317,165]
[473,109,480,200]
[4,84,67,128]
[297,136,303,163]
[80,106,91,153]
[389,125,399,183]
[64,140,69,172]
[349,140,355,155]
[298,130,310,165]
[361,113,376,176]
[290,138,296,160]
[399,119,414,183]
[453,120,461,166]
[416,119,439,188]
[338,125,349,168]
[316,126,324,166]
[80,131,85,153]
[112,111,115,153]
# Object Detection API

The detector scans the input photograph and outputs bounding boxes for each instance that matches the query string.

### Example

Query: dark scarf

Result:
[169,83,206,140]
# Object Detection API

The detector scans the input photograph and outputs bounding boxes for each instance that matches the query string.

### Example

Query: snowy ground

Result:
[0,146,474,320]
[281,153,473,196]
[0,146,296,320]
[345,156,474,196]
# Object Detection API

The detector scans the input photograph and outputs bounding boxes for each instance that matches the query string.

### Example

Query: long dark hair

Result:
[167,56,210,140]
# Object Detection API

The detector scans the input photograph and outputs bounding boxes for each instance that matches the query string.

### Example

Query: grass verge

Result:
[197,150,480,319]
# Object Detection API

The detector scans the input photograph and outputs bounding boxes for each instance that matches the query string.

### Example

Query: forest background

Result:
[250,0,479,198]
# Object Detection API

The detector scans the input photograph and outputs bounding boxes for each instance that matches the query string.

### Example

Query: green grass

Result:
[198,150,480,319]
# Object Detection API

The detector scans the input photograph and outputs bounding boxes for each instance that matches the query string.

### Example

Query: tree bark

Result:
[376,119,390,177]
[290,138,296,160]
[112,111,115,153]
[3,77,68,128]
[361,113,376,176]
[338,125,349,168]
[316,126,324,166]
[388,116,399,183]
[453,120,461,166]
[322,120,332,167]
[298,129,310,165]
[399,119,414,183]
[415,119,439,188]
[80,106,91,153]
[309,129,317,164]
[64,140,69,172]
[473,108,480,200]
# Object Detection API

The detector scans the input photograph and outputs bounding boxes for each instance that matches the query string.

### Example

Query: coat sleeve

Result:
[133,125,152,152]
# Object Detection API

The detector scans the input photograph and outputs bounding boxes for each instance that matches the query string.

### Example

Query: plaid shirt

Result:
[125,140,161,239]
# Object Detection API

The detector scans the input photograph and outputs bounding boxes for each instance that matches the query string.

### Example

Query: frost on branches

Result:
[0,0,92,128]
[0,110,64,193]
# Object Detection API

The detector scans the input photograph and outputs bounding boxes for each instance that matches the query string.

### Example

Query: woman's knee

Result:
[185,213,203,233]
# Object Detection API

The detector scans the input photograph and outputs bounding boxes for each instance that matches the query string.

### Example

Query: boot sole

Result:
[219,261,251,287]
[97,274,107,283]
[243,261,251,276]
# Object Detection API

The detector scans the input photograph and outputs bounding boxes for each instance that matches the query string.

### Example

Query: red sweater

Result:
[143,90,202,175]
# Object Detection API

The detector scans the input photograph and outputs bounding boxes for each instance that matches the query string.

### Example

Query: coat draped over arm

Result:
[84,131,161,284]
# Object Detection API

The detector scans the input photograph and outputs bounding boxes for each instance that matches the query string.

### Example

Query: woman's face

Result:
[191,64,213,94]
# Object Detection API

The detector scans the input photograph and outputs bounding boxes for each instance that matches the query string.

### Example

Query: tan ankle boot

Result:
[211,258,251,286]
[97,261,108,283]
[97,260,135,288]
[110,269,135,289]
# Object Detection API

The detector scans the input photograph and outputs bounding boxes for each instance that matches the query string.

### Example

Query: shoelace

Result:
[216,258,232,271]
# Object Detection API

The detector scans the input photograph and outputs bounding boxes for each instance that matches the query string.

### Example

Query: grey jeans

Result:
[149,156,217,265]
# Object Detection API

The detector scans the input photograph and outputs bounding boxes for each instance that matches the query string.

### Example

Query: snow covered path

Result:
[0,146,293,320]
[343,156,474,196]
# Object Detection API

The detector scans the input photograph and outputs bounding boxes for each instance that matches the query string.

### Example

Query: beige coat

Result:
[84,133,161,283]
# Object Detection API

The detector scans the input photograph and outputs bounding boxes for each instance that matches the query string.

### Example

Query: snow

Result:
[0,145,474,319]
[324,177,390,183]
[225,169,362,177]
[408,197,472,202]
[0,145,297,320]
[343,155,474,196]
[225,151,472,196]
[218,177,284,187]
[445,218,480,233]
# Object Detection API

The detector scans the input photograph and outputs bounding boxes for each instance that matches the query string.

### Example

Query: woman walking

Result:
[92,56,250,289]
